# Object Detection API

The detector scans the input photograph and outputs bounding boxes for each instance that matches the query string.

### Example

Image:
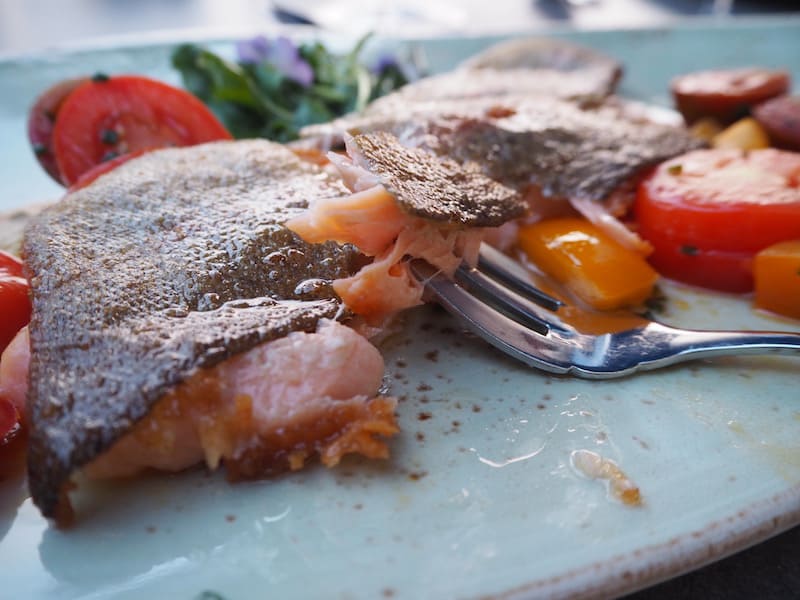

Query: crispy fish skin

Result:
[23,140,364,519]
[299,37,622,147]
[421,98,705,202]
[458,36,622,81]
[299,99,701,205]
[346,131,526,226]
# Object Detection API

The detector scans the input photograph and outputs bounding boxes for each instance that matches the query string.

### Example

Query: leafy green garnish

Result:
[171,35,408,143]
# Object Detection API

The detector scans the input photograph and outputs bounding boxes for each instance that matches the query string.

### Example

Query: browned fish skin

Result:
[459,36,622,81]
[23,140,364,519]
[421,98,704,202]
[299,37,622,146]
[347,131,526,226]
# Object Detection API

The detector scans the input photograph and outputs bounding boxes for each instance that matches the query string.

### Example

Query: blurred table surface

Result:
[1,1,799,599]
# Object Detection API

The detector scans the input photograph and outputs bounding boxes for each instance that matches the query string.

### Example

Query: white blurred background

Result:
[1,0,797,55]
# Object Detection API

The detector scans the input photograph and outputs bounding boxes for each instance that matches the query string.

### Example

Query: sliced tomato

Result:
[0,251,31,354]
[635,148,800,293]
[27,77,89,183]
[52,75,232,185]
[671,67,790,125]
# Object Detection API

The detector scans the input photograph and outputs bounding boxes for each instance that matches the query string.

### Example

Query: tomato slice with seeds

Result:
[52,75,232,185]
[27,77,90,183]
[635,148,800,293]
[0,251,31,354]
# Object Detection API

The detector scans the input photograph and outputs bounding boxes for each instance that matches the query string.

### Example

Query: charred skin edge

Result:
[347,131,527,227]
[21,140,371,522]
[225,396,399,479]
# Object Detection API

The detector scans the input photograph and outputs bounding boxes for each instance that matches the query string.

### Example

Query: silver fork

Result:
[409,244,800,379]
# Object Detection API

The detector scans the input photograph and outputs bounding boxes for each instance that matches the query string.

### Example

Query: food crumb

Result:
[570,449,642,506]
[415,431,425,442]
[382,588,395,598]
[472,404,482,413]
[225,514,236,523]
[417,383,432,392]
[408,470,428,481]
[424,350,439,362]
[354,503,363,510]
[417,411,432,421]
[145,525,157,533]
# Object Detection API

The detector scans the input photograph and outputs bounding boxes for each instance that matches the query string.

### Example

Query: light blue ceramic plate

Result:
[1,17,800,600]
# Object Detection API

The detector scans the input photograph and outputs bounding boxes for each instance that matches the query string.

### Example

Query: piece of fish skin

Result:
[418,97,705,202]
[458,36,622,79]
[23,140,364,519]
[299,37,622,147]
[299,69,615,145]
[345,131,526,226]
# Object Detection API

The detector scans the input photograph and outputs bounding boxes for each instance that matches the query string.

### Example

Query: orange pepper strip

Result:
[753,240,800,320]
[517,218,658,311]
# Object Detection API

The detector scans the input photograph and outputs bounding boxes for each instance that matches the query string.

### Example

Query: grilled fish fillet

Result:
[22,140,389,521]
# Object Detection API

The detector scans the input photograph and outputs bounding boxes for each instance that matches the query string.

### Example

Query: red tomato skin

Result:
[635,149,800,293]
[27,77,89,184]
[52,75,232,185]
[671,68,790,124]
[0,252,31,354]
[643,240,755,293]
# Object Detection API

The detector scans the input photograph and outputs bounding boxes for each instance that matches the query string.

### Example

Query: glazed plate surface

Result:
[1,18,799,600]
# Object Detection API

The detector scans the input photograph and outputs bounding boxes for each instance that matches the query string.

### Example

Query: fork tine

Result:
[477,245,563,312]
[453,264,553,335]
[408,259,574,374]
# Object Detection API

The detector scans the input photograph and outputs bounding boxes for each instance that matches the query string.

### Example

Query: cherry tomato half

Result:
[0,251,31,354]
[52,75,232,185]
[635,149,800,293]
[671,67,790,125]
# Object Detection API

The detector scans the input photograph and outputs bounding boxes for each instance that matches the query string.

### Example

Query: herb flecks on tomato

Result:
[635,148,800,293]
[0,251,31,355]
[52,75,232,185]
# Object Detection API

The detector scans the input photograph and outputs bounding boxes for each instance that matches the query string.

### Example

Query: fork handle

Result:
[629,323,800,371]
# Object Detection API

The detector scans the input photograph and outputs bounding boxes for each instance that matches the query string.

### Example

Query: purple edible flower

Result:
[236,35,314,87]
[372,53,400,75]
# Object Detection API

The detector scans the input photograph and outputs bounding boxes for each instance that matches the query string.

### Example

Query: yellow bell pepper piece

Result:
[517,218,658,311]
[754,240,800,320]
[711,117,771,150]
